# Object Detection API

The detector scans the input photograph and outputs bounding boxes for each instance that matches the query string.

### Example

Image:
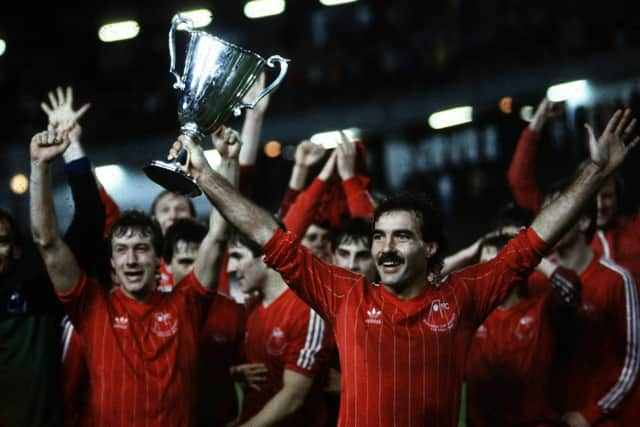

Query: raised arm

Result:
[30,125,83,294]
[193,127,241,289]
[279,140,326,217]
[335,133,375,219]
[507,98,563,214]
[530,109,639,246]
[239,72,270,168]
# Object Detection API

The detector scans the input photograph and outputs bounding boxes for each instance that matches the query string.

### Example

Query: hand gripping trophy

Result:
[144,16,289,196]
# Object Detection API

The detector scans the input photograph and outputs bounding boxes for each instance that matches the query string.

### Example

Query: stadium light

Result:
[0,39,6,57]
[319,0,358,5]
[98,21,140,43]
[244,0,286,19]
[546,80,590,103]
[9,174,28,194]
[428,106,473,130]
[173,9,213,29]
[310,127,361,149]
[95,165,126,188]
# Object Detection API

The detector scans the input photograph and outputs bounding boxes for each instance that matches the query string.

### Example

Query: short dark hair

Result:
[0,208,23,248]
[228,228,263,258]
[495,201,532,229]
[149,190,196,218]
[330,218,372,251]
[373,192,447,278]
[162,218,208,263]
[108,210,163,257]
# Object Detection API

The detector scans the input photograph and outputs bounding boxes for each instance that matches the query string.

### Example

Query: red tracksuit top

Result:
[555,256,640,425]
[262,226,549,427]
[57,271,215,427]
[240,288,331,427]
[465,270,579,427]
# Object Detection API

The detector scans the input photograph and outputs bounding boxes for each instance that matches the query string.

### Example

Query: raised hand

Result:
[30,123,76,163]
[584,109,639,175]
[336,131,357,180]
[229,363,269,391]
[211,126,242,160]
[242,72,270,115]
[168,135,213,181]
[294,140,325,167]
[529,97,564,132]
[40,86,91,141]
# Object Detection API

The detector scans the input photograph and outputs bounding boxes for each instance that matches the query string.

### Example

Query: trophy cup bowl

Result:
[143,16,289,197]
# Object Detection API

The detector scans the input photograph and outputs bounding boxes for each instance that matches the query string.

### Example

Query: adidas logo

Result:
[365,307,383,325]
[113,316,129,329]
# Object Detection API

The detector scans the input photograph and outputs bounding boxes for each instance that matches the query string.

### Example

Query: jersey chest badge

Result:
[423,299,457,332]
[514,315,535,341]
[152,311,179,337]
[474,324,488,339]
[266,326,287,356]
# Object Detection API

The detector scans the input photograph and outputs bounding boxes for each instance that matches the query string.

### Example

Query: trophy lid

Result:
[143,160,202,198]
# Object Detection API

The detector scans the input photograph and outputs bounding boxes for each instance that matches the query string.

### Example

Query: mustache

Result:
[377,252,404,266]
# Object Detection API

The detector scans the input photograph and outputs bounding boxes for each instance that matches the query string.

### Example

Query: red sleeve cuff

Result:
[262,227,288,256]
[525,227,551,255]
[522,127,542,142]
[56,272,88,301]
[306,178,327,198]
[342,176,365,198]
[580,401,604,425]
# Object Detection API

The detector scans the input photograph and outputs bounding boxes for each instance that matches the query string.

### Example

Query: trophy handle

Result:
[169,16,195,90]
[233,55,290,116]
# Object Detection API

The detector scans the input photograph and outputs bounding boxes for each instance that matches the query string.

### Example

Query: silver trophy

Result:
[144,16,289,197]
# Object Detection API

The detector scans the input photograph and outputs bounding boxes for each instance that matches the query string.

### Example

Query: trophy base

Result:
[143,160,202,197]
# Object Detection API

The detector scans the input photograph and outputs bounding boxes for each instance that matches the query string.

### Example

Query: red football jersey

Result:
[465,271,577,427]
[262,227,549,427]
[57,270,214,427]
[591,214,640,281]
[240,288,331,427]
[555,256,639,425]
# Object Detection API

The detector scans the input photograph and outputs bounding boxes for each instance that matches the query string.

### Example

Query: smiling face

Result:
[227,242,268,294]
[153,193,193,234]
[332,237,377,283]
[110,229,160,300]
[371,210,435,293]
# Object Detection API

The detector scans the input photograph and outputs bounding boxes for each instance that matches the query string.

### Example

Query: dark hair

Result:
[495,201,532,229]
[108,210,163,256]
[373,192,447,278]
[330,218,372,251]
[0,208,23,248]
[162,218,207,263]
[228,228,263,258]
[149,190,196,218]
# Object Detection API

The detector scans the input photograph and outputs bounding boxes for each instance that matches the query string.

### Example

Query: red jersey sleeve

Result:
[56,272,106,332]
[262,228,365,324]
[341,177,374,220]
[279,188,301,218]
[507,128,545,214]
[283,305,331,378]
[453,228,550,326]
[581,259,640,424]
[283,178,327,238]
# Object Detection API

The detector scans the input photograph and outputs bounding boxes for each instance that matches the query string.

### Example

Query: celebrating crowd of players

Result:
[1,80,640,427]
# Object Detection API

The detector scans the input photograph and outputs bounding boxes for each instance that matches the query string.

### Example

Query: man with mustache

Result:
[169,109,639,427]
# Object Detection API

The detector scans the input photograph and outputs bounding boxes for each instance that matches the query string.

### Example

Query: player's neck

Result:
[555,241,594,275]
[383,279,426,300]
[260,272,288,307]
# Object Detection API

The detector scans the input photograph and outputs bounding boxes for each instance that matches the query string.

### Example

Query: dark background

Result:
[1,0,640,251]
